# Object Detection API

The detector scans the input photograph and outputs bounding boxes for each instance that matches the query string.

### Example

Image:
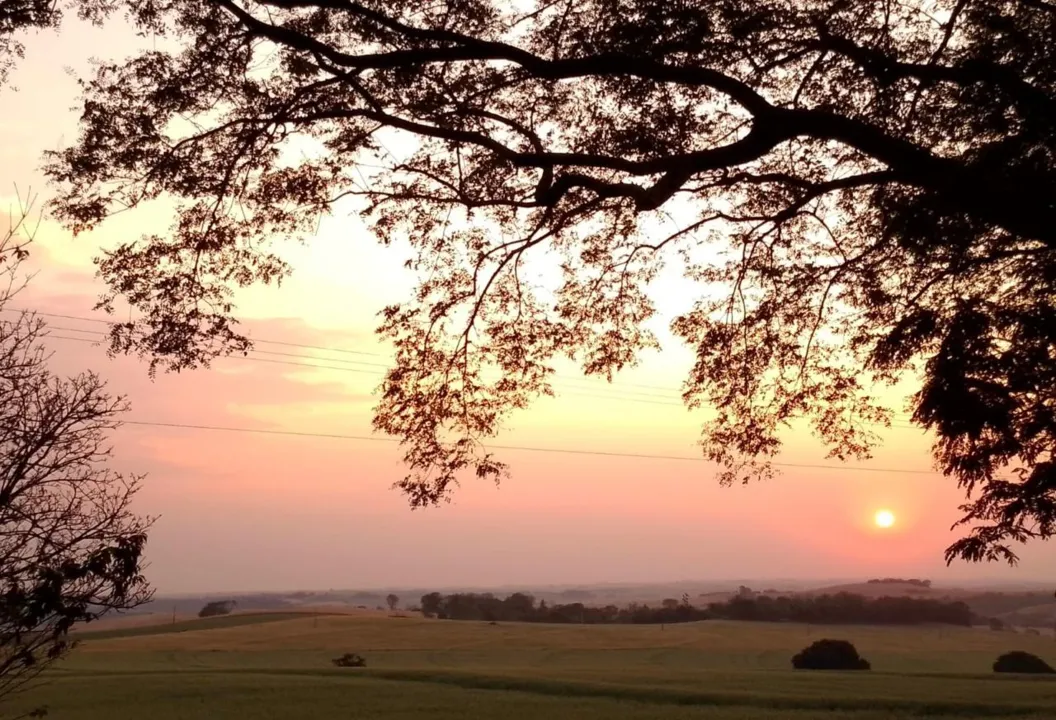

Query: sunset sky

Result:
[1,18,1051,594]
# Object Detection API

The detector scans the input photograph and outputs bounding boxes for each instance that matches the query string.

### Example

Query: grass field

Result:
[9,613,1056,719]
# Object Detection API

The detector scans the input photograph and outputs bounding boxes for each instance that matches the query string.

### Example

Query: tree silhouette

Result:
[197,600,237,618]
[385,593,399,611]
[42,1,1056,564]
[0,195,152,706]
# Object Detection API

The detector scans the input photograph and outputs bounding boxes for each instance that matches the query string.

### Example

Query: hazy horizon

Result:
[145,569,1056,598]
[3,17,1055,597]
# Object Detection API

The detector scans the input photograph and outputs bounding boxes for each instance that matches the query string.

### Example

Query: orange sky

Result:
[1,19,1051,594]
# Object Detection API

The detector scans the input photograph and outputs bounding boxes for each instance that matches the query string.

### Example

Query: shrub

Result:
[332,653,366,668]
[792,639,871,670]
[198,600,236,618]
[993,651,1055,674]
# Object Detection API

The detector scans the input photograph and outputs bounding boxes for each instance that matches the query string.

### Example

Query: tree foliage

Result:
[792,639,871,671]
[0,195,152,705]
[41,0,1056,564]
[197,600,236,618]
[707,592,974,626]
[331,652,366,668]
[992,650,1056,674]
[416,590,974,626]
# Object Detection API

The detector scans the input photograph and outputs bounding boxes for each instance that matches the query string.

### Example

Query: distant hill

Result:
[123,579,1054,625]
[802,582,942,599]
[994,602,1056,628]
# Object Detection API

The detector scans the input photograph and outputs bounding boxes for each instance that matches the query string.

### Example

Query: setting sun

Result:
[874,510,896,529]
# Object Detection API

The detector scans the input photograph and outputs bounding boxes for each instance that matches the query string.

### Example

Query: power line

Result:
[38,334,710,407]
[45,324,689,399]
[13,306,923,426]
[5,309,990,480]
[13,307,924,415]
[1,307,706,396]
[39,332,925,424]
[43,325,394,369]
[41,335,386,375]
[4,307,385,358]
[118,419,945,476]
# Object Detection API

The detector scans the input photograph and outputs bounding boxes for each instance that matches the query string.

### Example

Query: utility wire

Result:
[16,308,922,414]
[118,419,946,476]
[0,307,735,396]
[40,332,924,424]
[4,307,385,357]
[12,307,921,425]
[9,310,995,480]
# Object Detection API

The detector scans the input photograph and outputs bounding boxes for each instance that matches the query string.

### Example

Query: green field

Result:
[9,613,1056,719]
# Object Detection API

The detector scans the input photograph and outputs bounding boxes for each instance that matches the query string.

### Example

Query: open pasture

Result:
[11,613,1056,719]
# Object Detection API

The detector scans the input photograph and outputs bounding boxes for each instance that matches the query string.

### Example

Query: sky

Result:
[0,17,1051,595]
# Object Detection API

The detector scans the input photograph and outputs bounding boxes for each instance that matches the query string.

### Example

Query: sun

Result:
[874,509,896,529]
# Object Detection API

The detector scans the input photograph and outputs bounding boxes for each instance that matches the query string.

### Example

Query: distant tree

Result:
[661,598,680,611]
[867,578,933,588]
[0,195,152,707]
[331,652,366,668]
[419,592,443,618]
[989,617,1007,631]
[385,593,399,612]
[792,640,871,671]
[197,600,236,618]
[993,651,1055,674]
[708,592,973,626]
[43,0,1056,567]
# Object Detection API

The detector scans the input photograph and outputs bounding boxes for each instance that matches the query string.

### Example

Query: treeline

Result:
[867,578,932,588]
[419,591,975,626]
[708,593,973,626]
[419,592,708,624]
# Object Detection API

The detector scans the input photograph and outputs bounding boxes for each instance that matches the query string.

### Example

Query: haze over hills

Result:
[117,577,1056,626]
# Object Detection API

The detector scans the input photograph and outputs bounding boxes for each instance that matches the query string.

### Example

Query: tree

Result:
[993,651,1056,674]
[661,598,680,611]
[419,592,443,618]
[0,194,152,707]
[197,600,237,618]
[792,639,871,671]
[385,593,399,611]
[42,1,1056,564]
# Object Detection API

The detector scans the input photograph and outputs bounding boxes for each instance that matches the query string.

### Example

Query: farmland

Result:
[8,612,1056,719]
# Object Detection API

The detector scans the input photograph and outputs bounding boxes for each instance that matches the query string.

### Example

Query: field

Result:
[9,613,1056,719]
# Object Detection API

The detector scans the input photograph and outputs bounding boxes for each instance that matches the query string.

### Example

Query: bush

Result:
[993,651,1055,674]
[792,639,871,670]
[331,653,366,668]
[198,600,236,618]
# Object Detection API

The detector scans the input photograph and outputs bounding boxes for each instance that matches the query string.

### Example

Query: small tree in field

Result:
[993,651,1055,674]
[792,639,871,671]
[385,594,400,612]
[0,193,152,708]
[197,600,237,619]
